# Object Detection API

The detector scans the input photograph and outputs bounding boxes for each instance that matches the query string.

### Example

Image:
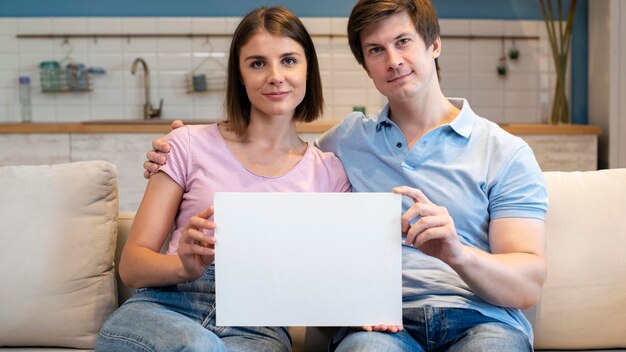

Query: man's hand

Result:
[143,119,185,179]
[393,186,465,266]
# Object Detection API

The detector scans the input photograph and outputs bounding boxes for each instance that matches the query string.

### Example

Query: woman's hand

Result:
[177,206,217,281]
[361,324,403,333]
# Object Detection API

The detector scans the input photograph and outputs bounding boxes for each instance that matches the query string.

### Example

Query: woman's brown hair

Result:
[225,6,324,136]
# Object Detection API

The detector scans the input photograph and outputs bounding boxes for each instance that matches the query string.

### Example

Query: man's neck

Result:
[388,92,460,148]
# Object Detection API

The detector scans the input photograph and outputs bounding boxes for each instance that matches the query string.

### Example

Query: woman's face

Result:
[239,31,308,121]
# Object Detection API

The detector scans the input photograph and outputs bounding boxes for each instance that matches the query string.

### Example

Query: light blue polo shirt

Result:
[317,98,548,342]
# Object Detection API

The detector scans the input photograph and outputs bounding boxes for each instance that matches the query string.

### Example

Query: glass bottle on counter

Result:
[18,76,32,123]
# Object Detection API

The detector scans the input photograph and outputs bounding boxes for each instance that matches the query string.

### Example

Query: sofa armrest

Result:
[116,212,137,304]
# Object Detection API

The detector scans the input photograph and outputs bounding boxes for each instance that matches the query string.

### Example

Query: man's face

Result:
[360,11,440,104]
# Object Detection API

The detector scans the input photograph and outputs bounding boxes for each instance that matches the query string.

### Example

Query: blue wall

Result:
[1,0,587,124]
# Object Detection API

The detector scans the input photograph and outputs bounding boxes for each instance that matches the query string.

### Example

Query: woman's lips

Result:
[263,91,291,100]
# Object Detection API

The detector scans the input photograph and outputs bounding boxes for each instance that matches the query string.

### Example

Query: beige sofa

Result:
[1,160,625,351]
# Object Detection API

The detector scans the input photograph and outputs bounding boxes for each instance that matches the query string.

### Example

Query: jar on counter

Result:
[40,61,61,92]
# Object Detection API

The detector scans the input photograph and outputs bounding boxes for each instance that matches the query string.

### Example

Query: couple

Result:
[97,0,548,351]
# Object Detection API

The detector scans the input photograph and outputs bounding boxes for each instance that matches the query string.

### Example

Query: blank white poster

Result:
[213,192,402,327]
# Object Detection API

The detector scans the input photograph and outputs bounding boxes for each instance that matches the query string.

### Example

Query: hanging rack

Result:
[186,37,227,93]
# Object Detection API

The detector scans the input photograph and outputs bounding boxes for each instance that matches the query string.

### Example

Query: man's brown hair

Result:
[347,0,440,69]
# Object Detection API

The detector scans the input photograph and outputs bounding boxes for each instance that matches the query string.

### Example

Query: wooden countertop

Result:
[0,121,602,135]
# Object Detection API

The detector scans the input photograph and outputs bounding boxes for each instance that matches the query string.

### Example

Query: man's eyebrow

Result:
[363,32,413,47]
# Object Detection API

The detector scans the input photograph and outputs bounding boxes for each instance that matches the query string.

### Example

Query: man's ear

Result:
[432,37,442,59]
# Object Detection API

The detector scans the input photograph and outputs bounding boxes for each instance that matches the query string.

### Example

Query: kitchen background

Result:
[5,0,626,211]
[0,0,588,125]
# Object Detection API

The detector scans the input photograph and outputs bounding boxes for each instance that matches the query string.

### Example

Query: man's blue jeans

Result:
[331,307,532,352]
[96,266,291,352]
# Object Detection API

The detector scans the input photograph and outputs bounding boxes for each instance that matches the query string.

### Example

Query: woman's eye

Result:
[283,57,297,65]
[251,60,264,68]
[369,47,382,55]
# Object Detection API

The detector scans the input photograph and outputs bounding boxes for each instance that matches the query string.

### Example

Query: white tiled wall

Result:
[0,17,559,124]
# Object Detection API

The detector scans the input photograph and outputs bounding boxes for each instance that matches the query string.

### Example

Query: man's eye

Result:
[369,47,382,55]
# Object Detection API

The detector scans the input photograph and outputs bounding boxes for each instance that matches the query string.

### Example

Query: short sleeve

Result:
[328,156,352,193]
[488,145,548,220]
[159,126,191,190]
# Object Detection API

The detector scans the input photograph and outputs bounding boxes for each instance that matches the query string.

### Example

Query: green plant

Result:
[539,0,577,124]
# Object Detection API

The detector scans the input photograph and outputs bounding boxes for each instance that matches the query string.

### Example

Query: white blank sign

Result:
[214,192,402,326]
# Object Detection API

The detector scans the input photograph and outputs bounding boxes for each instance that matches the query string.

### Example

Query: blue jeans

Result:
[96,266,291,352]
[331,307,531,352]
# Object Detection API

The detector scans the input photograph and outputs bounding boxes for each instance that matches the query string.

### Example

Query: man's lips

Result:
[388,71,413,83]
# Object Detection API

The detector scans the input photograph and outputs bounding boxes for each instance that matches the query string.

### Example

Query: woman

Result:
[96,7,350,352]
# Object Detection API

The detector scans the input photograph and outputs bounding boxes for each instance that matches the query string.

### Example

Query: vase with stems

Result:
[539,0,577,125]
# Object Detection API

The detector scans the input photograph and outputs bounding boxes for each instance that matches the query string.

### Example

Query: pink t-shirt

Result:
[160,123,351,254]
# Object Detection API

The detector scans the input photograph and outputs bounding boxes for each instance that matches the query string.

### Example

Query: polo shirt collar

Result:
[448,98,475,139]
[375,105,393,132]
[374,98,476,138]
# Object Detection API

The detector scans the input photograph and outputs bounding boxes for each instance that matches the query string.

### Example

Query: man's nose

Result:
[386,49,403,70]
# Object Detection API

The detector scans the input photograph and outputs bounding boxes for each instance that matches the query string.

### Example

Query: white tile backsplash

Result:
[17,38,53,53]
[56,105,90,122]
[87,18,123,33]
[157,18,192,34]
[504,20,539,36]
[440,20,470,36]
[122,18,157,33]
[52,18,88,33]
[0,17,561,125]
[191,18,228,34]
[301,18,333,35]
[470,20,505,36]
[331,18,348,36]
[90,106,124,120]
[0,19,18,34]
[0,35,18,53]
[17,18,52,34]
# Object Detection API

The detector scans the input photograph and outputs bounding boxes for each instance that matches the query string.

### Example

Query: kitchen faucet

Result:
[131,57,163,120]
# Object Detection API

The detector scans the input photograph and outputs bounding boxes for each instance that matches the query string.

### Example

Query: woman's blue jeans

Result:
[331,307,532,352]
[96,266,291,352]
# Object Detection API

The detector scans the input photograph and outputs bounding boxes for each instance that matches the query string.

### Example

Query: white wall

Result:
[0,17,557,124]
[589,0,626,168]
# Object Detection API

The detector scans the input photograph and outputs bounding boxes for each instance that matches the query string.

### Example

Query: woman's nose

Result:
[268,64,285,84]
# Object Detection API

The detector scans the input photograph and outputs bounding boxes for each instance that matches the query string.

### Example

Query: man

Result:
[144,0,547,350]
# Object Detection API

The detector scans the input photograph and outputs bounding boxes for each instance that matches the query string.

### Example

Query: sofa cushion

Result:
[0,161,119,349]
[526,169,626,350]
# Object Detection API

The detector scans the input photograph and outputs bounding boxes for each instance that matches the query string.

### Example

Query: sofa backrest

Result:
[0,161,119,350]
[112,169,626,351]
[525,169,626,350]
